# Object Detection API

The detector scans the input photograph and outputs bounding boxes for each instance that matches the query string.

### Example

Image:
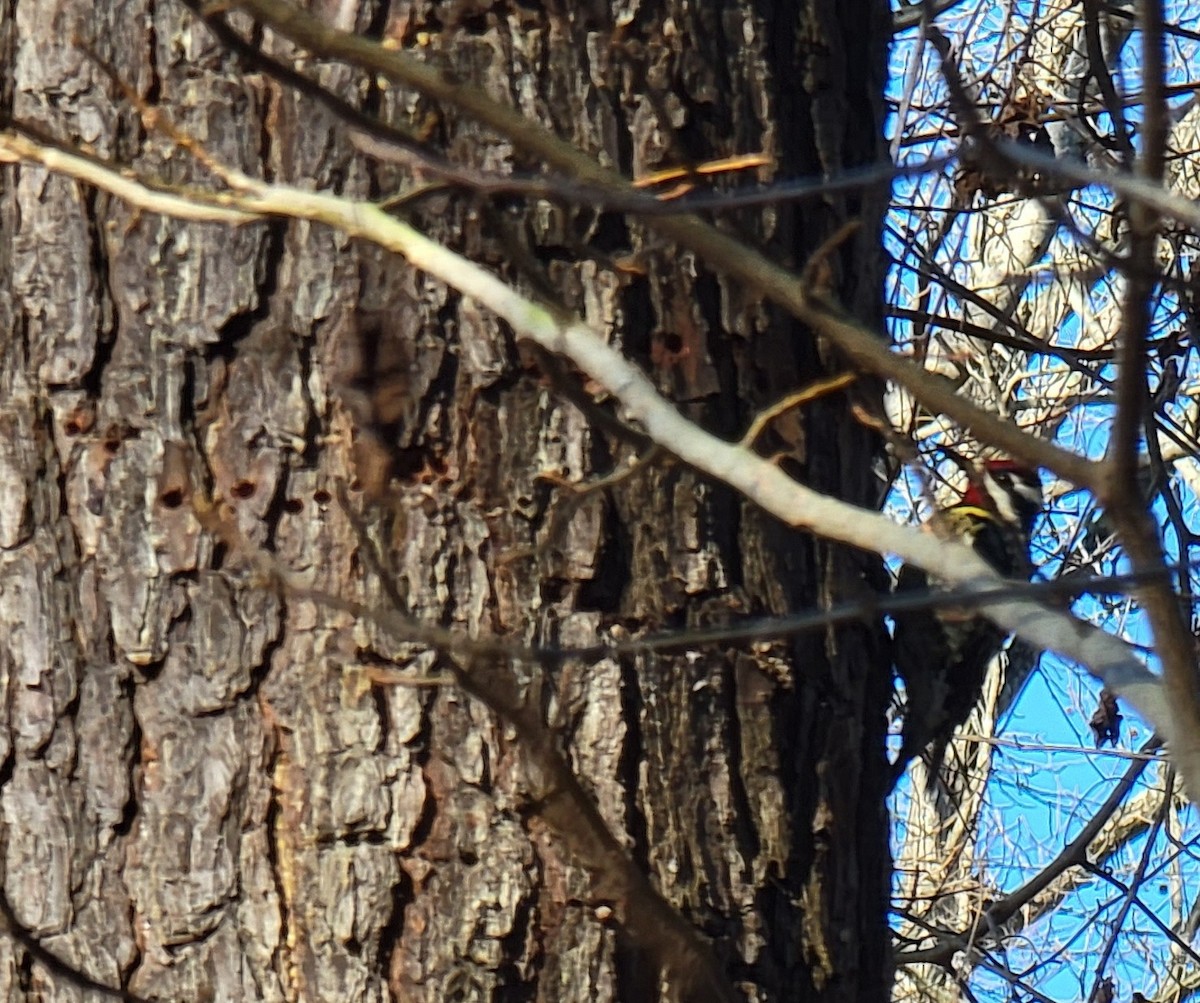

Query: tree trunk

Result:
[0,1,891,1000]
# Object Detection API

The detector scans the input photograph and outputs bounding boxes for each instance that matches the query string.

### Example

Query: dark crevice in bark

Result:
[456,14,493,38]
[0,0,14,118]
[618,274,655,369]
[616,651,648,875]
[14,307,31,374]
[246,15,264,51]
[369,678,390,752]
[178,352,201,441]
[588,211,631,256]
[330,830,388,848]
[377,865,412,982]
[260,460,294,550]
[497,891,536,1003]
[701,300,747,434]
[206,222,287,360]
[129,648,166,683]
[704,494,744,594]
[229,597,285,712]
[261,735,291,980]
[537,576,571,607]
[441,552,461,630]
[778,645,820,839]
[256,53,276,184]
[78,187,116,398]
[613,926,659,1003]
[144,0,161,108]
[777,700,824,997]
[0,748,14,791]
[678,8,736,165]
[59,683,83,738]
[43,410,72,530]
[14,946,32,994]
[362,0,392,42]
[719,657,761,873]
[577,495,631,612]
[358,0,391,200]
[112,672,140,838]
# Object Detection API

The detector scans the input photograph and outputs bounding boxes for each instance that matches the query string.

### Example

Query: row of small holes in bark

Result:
[158,487,332,510]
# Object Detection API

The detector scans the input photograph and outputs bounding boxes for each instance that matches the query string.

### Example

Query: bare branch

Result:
[1098,0,1200,809]
[3,126,1189,795]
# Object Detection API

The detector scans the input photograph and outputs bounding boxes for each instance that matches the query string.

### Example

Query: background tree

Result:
[0,1,894,1001]
[887,3,1200,1001]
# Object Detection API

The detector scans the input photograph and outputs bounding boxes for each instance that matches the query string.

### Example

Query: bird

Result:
[890,458,1043,790]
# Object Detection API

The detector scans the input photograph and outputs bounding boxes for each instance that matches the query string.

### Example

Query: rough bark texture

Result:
[0,1,890,1000]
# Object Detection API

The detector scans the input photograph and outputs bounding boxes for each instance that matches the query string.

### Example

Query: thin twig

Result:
[897,734,1165,967]
[1086,766,1175,1001]
[740,374,857,449]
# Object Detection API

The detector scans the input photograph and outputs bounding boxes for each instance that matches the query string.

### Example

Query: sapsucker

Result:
[891,459,1043,789]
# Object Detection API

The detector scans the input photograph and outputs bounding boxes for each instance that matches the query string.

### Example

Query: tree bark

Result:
[0,1,891,1000]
